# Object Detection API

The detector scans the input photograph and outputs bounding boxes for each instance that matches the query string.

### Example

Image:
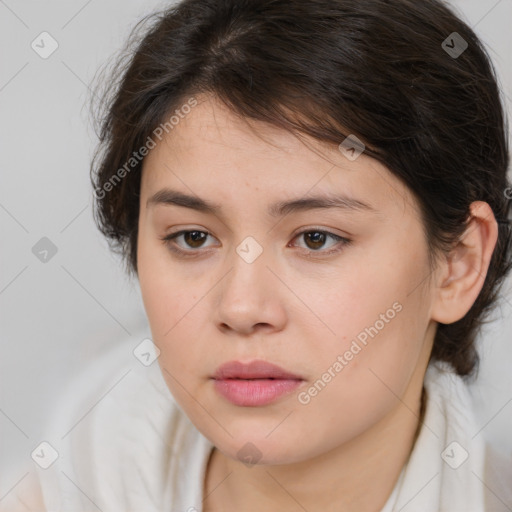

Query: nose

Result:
[214,246,287,336]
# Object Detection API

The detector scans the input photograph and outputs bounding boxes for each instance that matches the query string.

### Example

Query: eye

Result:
[160,228,351,258]
[160,229,217,255]
[290,229,351,256]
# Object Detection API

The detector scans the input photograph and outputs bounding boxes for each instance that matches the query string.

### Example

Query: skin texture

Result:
[137,94,498,511]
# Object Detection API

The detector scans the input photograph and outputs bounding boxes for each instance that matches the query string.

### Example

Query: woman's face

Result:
[137,94,437,465]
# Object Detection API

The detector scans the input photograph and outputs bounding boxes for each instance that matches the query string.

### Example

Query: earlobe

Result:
[431,201,498,324]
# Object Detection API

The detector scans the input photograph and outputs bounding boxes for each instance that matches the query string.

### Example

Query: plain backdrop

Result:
[1,0,511,494]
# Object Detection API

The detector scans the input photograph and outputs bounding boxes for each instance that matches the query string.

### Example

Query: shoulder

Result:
[393,362,486,511]
[413,362,512,511]
[33,333,205,511]
[482,442,512,511]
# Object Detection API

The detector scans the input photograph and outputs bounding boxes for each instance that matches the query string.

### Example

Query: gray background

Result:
[1,0,511,493]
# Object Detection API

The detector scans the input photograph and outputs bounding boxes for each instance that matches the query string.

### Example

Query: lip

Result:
[213,360,303,380]
[212,360,304,407]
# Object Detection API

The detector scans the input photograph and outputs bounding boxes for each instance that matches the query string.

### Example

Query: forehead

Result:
[141,94,419,220]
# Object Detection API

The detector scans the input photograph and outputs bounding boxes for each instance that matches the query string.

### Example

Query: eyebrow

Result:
[146,188,377,217]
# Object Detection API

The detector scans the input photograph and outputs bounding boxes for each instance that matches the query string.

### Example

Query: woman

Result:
[14,0,512,510]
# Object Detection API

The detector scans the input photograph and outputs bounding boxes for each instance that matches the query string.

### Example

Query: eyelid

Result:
[289,228,351,256]
[160,228,219,256]
[290,225,350,241]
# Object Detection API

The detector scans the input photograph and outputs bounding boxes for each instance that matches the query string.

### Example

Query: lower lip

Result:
[213,378,303,406]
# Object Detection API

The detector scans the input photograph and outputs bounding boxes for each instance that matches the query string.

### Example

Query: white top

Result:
[27,336,512,511]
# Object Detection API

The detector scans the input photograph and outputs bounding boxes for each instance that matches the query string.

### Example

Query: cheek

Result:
[137,226,191,329]
[291,283,428,451]
[137,230,210,384]
[304,234,431,385]
[309,252,422,345]
[137,238,171,335]
[137,230,183,355]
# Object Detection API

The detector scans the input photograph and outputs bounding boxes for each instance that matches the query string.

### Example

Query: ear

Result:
[431,201,499,324]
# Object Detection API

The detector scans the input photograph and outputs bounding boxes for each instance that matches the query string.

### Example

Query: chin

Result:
[207,425,320,467]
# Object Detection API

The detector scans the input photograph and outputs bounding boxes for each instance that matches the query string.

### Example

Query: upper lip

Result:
[213,360,303,380]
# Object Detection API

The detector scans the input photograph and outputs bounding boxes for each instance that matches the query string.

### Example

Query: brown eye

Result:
[182,230,207,248]
[291,229,351,257]
[303,231,328,250]
[161,229,217,255]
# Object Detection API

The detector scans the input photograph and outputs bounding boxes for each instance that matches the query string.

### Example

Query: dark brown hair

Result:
[90,0,512,377]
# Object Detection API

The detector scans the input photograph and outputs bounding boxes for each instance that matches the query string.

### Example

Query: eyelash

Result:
[159,228,352,259]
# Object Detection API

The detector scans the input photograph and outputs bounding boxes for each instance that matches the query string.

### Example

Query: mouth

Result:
[212,360,304,407]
